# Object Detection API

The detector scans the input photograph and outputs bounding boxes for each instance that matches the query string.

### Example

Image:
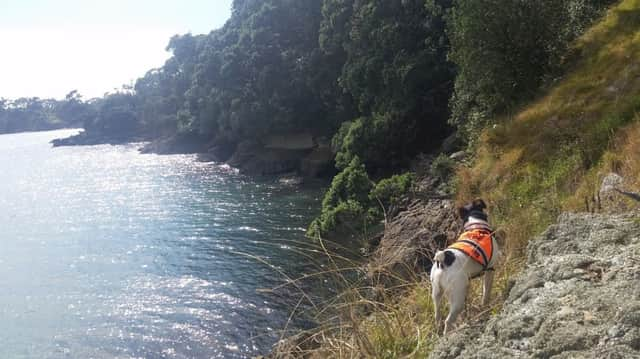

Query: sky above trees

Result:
[0,0,232,99]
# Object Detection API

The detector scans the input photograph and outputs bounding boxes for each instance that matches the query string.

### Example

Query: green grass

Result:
[274,2,640,357]
[364,2,640,356]
[458,0,640,254]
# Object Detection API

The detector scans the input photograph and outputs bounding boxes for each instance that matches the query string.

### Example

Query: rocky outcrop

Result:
[599,172,640,214]
[54,130,334,178]
[202,140,237,163]
[264,133,315,150]
[367,199,460,284]
[225,140,307,176]
[226,136,335,178]
[240,149,309,176]
[300,145,335,178]
[51,131,142,147]
[365,153,464,285]
[430,211,640,358]
[139,133,209,155]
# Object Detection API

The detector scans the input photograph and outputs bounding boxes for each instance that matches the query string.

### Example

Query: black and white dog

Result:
[430,199,501,335]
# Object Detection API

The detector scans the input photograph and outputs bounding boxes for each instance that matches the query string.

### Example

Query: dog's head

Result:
[457,199,488,224]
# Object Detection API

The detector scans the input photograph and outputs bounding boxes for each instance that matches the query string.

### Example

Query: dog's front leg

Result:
[482,270,494,306]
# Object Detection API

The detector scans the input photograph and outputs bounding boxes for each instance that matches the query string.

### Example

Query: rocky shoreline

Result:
[50,130,150,147]
[52,131,336,179]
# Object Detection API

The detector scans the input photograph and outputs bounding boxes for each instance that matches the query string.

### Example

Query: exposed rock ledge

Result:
[54,131,335,178]
[367,198,459,285]
[430,211,640,358]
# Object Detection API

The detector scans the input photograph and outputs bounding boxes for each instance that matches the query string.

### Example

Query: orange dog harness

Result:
[448,229,494,270]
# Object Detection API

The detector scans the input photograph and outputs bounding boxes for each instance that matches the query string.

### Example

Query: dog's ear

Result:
[473,198,487,210]
[457,206,469,220]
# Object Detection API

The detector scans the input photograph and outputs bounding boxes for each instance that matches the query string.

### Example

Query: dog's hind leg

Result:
[482,270,495,306]
[432,281,443,332]
[444,276,468,335]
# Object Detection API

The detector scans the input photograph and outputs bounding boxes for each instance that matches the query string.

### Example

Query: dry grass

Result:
[450,0,640,351]
[457,0,640,258]
[269,1,640,357]
[268,236,441,359]
[569,116,640,211]
[615,120,640,187]
[268,225,517,358]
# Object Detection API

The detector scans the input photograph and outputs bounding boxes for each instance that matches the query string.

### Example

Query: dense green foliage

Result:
[370,172,415,211]
[87,92,140,139]
[58,0,611,154]
[75,0,454,173]
[329,0,454,173]
[3,0,611,239]
[308,157,375,238]
[448,0,615,138]
[131,0,348,144]
[308,156,415,238]
[429,153,455,181]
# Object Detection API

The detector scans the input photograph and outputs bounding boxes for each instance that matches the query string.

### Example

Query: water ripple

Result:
[0,129,327,358]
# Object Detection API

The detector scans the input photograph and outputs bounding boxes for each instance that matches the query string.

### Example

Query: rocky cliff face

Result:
[367,198,459,284]
[430,211,640,358]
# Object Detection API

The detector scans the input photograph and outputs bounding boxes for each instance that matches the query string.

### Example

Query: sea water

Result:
[0,129,327,358]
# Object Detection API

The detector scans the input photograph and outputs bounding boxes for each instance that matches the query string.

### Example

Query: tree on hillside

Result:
[329,0,455,173]
[176,0,335,143]
[87,93,139,137]
[56,90,96,127]
[448,0,616,139]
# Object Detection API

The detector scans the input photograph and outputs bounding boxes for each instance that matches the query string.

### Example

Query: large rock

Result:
[439,132,462,154]
[227,137,335,178]
[241,149,308,176]
[599,172,638,213]
[51,131,139,147]
[226,140,262,168]
[300,145,335,178]
[197,140,237,163]
[227,141,305,176]
[139,133,208,155]
[367,199,460,284]
[430,211,640,358]
[264,133,315,150]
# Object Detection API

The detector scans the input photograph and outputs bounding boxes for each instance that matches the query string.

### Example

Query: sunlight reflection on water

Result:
[0,129,326,358]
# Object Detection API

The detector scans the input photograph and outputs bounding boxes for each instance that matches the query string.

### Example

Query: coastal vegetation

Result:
[8,0,612,241]
[3,0,638,355]
[277,1,638,356]
[458,0,640,284]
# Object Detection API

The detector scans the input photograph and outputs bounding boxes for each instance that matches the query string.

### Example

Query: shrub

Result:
[430,153,456,181]
[308,162,415,239]
[370,173,415,211]
[308,157,375,238]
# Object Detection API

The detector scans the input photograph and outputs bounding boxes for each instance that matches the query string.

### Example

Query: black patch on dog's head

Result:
[443,250,456,267]
[458,198,488,222]
[472,199,487,210]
